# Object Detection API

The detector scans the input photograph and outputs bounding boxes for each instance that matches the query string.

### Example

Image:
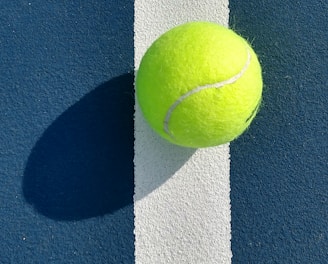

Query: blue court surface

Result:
[0,0,327,263]
[229,1,327,262]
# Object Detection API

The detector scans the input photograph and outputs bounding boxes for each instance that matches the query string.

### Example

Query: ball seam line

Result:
[163,46,252,139]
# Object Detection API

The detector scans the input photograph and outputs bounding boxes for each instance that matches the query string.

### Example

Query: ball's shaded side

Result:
[136,22,262,148]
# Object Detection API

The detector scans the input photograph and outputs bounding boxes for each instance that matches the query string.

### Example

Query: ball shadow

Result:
[133,113,197,202]
[23,73,134,221]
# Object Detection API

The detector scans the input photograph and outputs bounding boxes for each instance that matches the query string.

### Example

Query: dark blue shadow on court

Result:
[23,73,134,221]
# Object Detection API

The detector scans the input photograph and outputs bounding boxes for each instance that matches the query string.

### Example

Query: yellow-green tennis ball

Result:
[136,21,263,148]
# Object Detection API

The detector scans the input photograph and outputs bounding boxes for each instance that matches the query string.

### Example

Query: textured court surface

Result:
[0,2,135,263]
[229,1,328,262]
[0,1,327,263]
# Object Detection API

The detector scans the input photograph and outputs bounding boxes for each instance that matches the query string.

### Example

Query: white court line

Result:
[134,1,232,263]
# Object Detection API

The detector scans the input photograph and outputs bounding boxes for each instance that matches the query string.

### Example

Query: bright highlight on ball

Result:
[136,21,263,148]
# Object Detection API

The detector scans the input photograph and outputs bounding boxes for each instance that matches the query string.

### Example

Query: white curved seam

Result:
[163,47,252,138]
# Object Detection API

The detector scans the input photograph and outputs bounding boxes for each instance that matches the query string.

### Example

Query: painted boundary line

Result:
[134,1,232,263]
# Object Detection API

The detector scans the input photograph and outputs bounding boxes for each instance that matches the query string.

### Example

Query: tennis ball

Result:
[136,21,262,148]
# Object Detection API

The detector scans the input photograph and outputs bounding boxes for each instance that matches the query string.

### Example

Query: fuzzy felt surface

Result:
[136,22,262,148]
